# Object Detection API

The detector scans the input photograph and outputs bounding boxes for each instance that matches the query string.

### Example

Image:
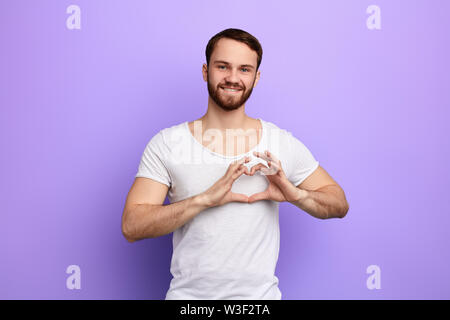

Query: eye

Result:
[218,65,226,70]
[241,68,249,72]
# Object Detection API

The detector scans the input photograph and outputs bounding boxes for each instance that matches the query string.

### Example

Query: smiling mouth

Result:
[220,86,242,93]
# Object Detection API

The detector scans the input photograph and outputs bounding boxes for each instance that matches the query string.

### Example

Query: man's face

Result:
[203,38,260,112]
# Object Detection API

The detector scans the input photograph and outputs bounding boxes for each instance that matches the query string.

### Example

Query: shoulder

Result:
[261,119,316,161]
[261,119,298,144]
[148,121,188,148]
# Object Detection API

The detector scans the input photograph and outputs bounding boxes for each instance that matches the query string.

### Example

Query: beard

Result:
[207,74,256,112]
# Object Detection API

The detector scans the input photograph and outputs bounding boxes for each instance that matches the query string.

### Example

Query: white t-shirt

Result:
[135,118,319,300]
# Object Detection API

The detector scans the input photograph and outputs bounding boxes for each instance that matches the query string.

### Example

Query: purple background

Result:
[1,0,449,299]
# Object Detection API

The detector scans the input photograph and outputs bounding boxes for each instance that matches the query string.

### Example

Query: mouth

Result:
[220,86,243,94]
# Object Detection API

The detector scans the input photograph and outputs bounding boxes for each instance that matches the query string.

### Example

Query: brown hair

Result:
[205,28,263,71]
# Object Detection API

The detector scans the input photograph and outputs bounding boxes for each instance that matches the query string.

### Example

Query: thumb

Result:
[248,191,269,204]
[230,192,249,203]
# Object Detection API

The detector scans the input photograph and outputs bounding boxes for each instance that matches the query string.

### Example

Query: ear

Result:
[202,63,208,82]
[253,70,261,88]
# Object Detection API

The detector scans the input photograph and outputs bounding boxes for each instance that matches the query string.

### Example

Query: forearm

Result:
[123,194,209,242]
[289,185,349,220]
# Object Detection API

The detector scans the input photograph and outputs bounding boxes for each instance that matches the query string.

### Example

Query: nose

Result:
[224,68,240,86]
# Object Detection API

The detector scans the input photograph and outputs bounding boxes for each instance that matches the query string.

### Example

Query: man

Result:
[121,28,349,300]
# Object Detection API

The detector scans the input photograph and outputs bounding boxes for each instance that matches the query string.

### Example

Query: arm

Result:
[291,165,349,220]
[122,189,209,242]
[289,184,349,220]
[247,151,349,220]
[122,156,251,242]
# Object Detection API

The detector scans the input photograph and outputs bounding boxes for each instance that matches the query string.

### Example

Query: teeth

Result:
[223,87,239,92]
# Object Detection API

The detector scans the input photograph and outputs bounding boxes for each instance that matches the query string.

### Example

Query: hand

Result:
[247,150,303,203]
[200,156,251,208]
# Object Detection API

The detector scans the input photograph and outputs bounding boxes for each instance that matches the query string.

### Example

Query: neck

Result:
[200,97,251,131]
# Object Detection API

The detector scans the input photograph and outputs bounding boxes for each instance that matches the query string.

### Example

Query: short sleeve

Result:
[135,132,172,187]
[286,132,319,187]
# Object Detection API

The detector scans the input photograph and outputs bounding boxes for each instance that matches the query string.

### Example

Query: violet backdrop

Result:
[1,0,449,299]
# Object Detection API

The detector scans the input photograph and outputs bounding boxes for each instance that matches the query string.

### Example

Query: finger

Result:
[254,150,281,167]
[249,162,278,176]
[265,150,279,162]
[253,151,281,175]
[248,191,269,203]
[266,151,283,172]
[231,164,248,181]
[230,192,249,203]
[260,165,277,175]
[266,161,280,174]
[253,151,271,163]
[234,156,251,173]
[227,156,250,177]
[249,163,268,175]
[238,155,252,165]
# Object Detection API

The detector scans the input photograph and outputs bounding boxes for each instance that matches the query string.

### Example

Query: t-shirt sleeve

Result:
[135,131,172,188]
[286,132,319,187]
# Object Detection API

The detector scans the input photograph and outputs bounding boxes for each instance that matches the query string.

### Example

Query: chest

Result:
[188,123,262,157]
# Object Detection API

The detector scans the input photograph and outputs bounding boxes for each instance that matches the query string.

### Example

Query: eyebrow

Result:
[213,60,255,69]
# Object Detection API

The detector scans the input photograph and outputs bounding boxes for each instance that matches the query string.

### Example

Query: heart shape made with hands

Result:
[231,150,301,204]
